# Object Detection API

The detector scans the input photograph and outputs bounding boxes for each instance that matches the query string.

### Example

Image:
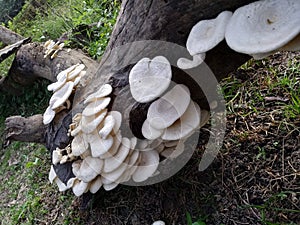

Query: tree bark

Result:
[3,0,258,182]
[0,25,24,45]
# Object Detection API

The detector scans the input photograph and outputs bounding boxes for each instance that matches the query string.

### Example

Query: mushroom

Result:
[98,114,115,139]
[132,150,159,182]
[82,97,111,117]
[77,156,103,183]
[52,149,63,165]
[71,132,89,156]
[84,84,113,104]
[101,157,129,184]
[129,56,172,103]
[99,131,122,159]
[89,176,102,194]
[72,180,89,197]
[48,165,57,184]
[187,11,233,56]
[177,53,206,70]
[107,111,122,135]
[147,84,191,130]
[50,81,74,110]
[103,182,119,191]
[141,119,164,140]
[152,221,166,225]
[88,132,114,157]
[160,140,185,159]
[103,137,131,173]
[80,109,107,134]
[43,106,56,124]
[161,101,200,140]
[225,0,300,56]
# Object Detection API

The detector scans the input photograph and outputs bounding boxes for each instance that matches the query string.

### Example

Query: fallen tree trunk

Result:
[3,0,257,185]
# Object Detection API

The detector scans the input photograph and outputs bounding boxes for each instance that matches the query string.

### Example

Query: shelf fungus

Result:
[43,63,86,125]
[44,39,65,59]
[225,0,300,59]
[129,56,172,103]
[178,10,232,69]
[50,80,206,195]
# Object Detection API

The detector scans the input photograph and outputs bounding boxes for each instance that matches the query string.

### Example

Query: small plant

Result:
[186,212,207,225]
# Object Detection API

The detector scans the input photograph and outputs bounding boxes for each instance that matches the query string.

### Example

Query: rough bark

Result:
[4,114,46,145]
[3,0,259,182]
[0,25,24,45]
[0,42,98,95]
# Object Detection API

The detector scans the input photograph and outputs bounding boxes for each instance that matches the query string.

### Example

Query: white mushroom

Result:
[99,131,122,159]
[89,176,102,194]
[84,84,113,104]
[161,101,200,140]
[68,64,85,80]
[71,132,89,156]
[107,111,122,136]
[72,180,89,197]
[52,149,62,165]
[103,182,118,191]
[132,150,159,182]
[152,221,166,225]
[98,114,115,139]
[88,132,114,157]
[177,53,206,70]
[147,84,191,130]
[103,137,131,173]
[160,140,185,159]
[129,56,172,103]
[101,158,129,184]
[43,106,56,125]
[225,0,300,55]
[55,178,69,192]
[77,156,103,183]
[82,97,111,117]
[50,81,74,110]
[80,109,107,134]
[187,11,233,56]
[48,165,57,184]
[142,119,164,140]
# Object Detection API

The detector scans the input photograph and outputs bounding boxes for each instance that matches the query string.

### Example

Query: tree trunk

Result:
[4,0,257,182]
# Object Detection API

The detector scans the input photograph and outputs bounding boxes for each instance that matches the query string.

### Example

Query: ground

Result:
[0,52,299,225]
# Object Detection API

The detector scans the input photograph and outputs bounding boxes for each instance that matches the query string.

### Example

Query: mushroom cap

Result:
[82,97,111,117]
[103,182,118,191]
[129,56,172,103]
[80,109,107,134]
[50,81,74,110]
[99,131,122,159]
[187,11,233,56]
[77,156,104,182]
[98,114,115,139]
[72,180,89,197]
[71,132,89,156]
[103,137,131,173]
[52,149,62,165]
[147,84,191,130]
[161,101,200,141]
[132,150,159,182]
[89,133,114,158]
[152,221,166,225]
[101,158,129,184]
[68,64,85,80]
[142,119,164,140]
[225,0,300,54]
[107,111,122,135]
[43,105,56,124]
[89,176,102,194]
[48,165,57,183]
[84,84,113,104]
[177,53,206,70]
[117,150,140,183]
[55,177,69,192]
[56,64,78,81]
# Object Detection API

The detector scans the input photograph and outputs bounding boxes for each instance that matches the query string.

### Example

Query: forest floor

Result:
[0,51,299,225]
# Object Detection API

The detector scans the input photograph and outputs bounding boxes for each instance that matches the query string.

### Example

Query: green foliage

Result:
[186,212,207,225]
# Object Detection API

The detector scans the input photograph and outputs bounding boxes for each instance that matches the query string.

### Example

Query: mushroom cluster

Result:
[225,0,300,59]
[44,39,65,59]
[43,63,86,125]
